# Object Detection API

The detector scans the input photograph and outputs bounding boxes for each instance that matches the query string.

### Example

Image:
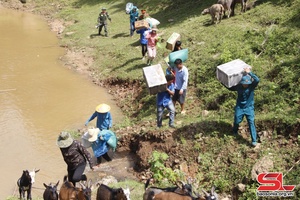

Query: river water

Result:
[0,8,123,199]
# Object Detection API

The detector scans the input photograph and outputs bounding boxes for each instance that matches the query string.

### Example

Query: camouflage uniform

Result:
[97,9,111,36]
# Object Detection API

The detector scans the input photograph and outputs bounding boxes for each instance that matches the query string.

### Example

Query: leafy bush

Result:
[149,151,184,185]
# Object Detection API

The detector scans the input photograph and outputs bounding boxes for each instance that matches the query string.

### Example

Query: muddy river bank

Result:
[0,6,132,199]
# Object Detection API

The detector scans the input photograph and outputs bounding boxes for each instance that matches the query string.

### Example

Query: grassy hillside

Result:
[32,0,299,132]
[10,0,300,199]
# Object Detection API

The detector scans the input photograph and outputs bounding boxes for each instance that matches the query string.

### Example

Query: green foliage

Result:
[149,151,183,184]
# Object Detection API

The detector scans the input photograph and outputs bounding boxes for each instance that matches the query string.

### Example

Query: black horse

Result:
[17,170,32,200]
[43,181,60,200]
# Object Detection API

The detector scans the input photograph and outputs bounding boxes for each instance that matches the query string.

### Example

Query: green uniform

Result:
[97,11,111,36]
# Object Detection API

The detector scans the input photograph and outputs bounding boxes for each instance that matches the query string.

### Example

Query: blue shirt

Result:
[129,7,139,23]
[91,131,111,157]
[174,66,189,90]
[85,111,112,130]
[157,83,174,107]
[136,28,149,44]
[228,72,260,108]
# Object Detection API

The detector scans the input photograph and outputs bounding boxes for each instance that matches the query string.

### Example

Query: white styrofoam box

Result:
[166,32,181,50]
[143,64,167,95]
[216,59,252,88]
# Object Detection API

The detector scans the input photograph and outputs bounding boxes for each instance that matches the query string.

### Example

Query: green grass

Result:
[13,0,300,199]
[36,0,300,132]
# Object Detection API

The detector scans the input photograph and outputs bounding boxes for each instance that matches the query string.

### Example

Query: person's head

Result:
[175,41,182,48]
[87,128,100,142]
[95,103,111,113]
[132,6,137,12]
[166,74,174,85]
[174,58,183,69]
[141,9,146,14]
[102,8,107,12]
[240,75,252,88]
[151,26,158,34]
[57,132,74,148]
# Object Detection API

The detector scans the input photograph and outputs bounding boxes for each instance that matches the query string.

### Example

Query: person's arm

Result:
[77,142,94,169]
[106,13,111,22]
[100,131,111,142]
[249,72,259,88]
[85,112,97,126]
[108,112,112,128]
[145,32,150,39]
[167,84,175,96]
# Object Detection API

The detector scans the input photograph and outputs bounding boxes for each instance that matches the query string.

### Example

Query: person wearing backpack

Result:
[97,8,111,37]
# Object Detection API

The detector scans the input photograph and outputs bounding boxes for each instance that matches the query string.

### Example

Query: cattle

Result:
[201,4,224,24]
[59,175,92,200]
[230,0,247,16]
[217,0,233,18]
[43,181,59,200]
[17,169,40,200]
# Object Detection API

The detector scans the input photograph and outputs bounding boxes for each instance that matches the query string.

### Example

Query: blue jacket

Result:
[85,112,112,130]
[136,28,150,44]
[228,72,260,108]
[91,131,111,157]
[129,7,139,23]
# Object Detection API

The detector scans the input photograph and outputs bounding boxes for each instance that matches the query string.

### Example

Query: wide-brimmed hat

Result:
[57,132,74,148]
[95,103,111,113]
[240,75,252,84]
[87,128,100,142]
[102,7,106,10]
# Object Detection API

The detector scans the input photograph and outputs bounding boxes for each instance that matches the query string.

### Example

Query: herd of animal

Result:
[16,170,218,200]
[201,0,251,24]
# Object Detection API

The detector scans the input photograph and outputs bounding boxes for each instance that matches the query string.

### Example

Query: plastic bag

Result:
[168,48,189,67]
[145,18,160,26]
[126,2,133,14]
[100,130,118,151]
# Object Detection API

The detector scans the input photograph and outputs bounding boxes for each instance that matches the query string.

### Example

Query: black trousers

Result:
[67,162,87,186]
[141,44,147,56]
[96,152,112,164]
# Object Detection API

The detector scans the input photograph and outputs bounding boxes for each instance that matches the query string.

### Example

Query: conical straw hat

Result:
[95,103,111,113]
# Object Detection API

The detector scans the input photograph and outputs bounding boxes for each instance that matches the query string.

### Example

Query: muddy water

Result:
[0,8,124,198]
